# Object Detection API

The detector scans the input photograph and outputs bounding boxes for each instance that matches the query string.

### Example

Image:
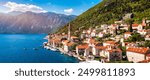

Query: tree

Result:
[56,0,150,34]
[144,40,150,47]
[96,36,103,42]
[115,28,118,35]
[105,33,111,38]
[127,33,145,42]
[119,29,127,35]
[124,18,134,32]
[71,44,78,51]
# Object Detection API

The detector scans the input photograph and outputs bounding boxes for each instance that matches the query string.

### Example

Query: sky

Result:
[0,0,101,15]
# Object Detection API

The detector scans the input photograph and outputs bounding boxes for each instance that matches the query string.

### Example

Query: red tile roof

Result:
[125,32,132,34]
[62,40,69,43]
[77,43,89,49]
[95,46,107,50]
[107,49,122,53]
[49,38,61,43]
[89,38,96,43]
[132,24,139,27]
[66,42,74,46]
[71,36,78,39]
[112,24,118,27]
[127,47,149,54]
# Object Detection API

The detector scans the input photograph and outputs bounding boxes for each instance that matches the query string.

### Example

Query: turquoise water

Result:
[0,34,79,63]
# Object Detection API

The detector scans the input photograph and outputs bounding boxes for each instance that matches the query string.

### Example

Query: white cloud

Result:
[64,8,73,15]
[3,2,47,13]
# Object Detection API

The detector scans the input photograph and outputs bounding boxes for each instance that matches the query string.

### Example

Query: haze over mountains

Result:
[0,11,76,34]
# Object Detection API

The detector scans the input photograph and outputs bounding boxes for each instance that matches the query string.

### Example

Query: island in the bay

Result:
[44,0,150,63]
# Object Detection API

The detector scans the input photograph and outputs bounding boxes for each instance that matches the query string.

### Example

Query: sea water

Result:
[0,34,79,63]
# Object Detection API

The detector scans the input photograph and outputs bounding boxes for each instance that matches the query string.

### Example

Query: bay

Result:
[0,34,79,63]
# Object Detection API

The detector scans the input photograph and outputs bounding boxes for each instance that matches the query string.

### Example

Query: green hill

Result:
[56,0,150,35]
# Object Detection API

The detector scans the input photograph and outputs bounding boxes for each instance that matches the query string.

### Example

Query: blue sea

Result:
[0,34,79,63]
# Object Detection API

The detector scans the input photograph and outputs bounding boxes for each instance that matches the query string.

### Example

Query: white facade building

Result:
[127,47,150,63]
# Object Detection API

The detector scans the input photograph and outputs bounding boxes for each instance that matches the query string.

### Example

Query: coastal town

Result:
[44,14,150,63]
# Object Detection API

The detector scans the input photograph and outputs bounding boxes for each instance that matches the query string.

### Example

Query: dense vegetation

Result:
[56,0,150,34]
[126,32,145,42]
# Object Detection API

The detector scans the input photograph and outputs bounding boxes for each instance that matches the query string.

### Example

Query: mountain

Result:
[57,0,150,34]
[0,11,76,34]
[8,11,24,16]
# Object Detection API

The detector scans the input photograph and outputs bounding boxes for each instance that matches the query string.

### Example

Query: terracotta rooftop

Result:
[127,47,149,54]
[89,38,96,43]
[107,49,122,53]
[125,32,132,34]
[49,38,61,43]
[62,40,69,44]
[95,46,107,50]
[77,43,89,49]
[132,24,139,27]
[112,24,118,27]
[66,42,74,46]
[71,36,78,39]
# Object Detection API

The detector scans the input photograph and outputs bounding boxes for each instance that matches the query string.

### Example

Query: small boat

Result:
[50,48,58,51]
[68,54,72,56]
[60,52,64,54]
[43,36,49,39]
[43,42,48,46]
[44,46,47,48]
[46,46,51,50]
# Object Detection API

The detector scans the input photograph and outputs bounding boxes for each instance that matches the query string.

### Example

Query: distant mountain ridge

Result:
[0,11,76,34]
[7,11,24,16]
[57,0,150,34]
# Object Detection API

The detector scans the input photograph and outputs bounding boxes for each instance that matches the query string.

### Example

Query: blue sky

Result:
[0,0,101,15]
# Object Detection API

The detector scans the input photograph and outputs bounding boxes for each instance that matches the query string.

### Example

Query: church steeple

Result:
[68,23,71,41]
[142,18,147,26]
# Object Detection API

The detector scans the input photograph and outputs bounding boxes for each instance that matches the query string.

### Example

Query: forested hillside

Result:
[57,0,150,34]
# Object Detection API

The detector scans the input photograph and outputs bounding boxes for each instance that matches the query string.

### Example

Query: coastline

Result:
[43,42,101,63]
[43,42,85,62]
